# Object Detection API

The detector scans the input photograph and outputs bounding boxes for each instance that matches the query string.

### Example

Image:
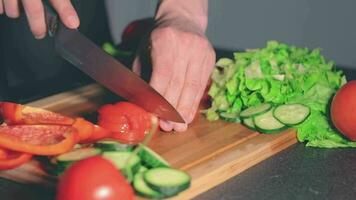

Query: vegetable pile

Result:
[0,101,191,199]
[205,40,356,148]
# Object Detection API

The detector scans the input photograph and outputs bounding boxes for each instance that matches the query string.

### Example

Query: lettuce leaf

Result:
[205,40,353,148]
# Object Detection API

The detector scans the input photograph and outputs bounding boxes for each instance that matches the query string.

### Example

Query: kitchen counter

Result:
[0,50,355,200]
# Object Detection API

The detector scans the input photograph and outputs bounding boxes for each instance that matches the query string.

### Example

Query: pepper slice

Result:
[0,125,76,155]
[0,102,74,125]
[0,147,33,170]
[80,125,111,144]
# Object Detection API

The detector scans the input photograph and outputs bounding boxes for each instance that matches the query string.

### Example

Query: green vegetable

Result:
[205,40,356,148]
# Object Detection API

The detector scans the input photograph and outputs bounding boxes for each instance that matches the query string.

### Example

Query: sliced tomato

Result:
[80,125,111,144]
[72,118,95,143]
[0,102,74,126]
[97,102,152,144]
[0,147,32,170]
[0,125,76,155]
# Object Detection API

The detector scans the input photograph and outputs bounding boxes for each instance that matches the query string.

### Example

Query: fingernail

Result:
[67,15,79,28]
[160,120,173,132]
[174,123,188,132]
[35,34,46,40]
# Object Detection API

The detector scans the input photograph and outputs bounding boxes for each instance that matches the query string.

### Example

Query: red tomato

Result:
[331,80,356,141]
[56,156,134,200]
[98,102,152,144]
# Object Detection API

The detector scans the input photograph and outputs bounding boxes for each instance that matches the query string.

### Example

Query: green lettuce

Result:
[205,40,356,148]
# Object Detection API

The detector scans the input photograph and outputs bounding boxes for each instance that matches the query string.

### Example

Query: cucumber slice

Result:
[253,109,287,133]
[242,117,256,130]
[240,103,272,118]
[133,172,163,199]
[143,168,191,197]
[103,151,141,177]
[56,147,101,165]
[138,144,170,168]
[220,112,240,122]
[94,140,134,152]
[273,104,310,125]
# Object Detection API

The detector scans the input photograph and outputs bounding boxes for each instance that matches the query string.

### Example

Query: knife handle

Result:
[43,1,59,37]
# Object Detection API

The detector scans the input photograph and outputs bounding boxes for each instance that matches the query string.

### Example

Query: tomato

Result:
[98,102,152,144]
[331,80,356,141]
[0,125,76,155]
[56,156,134,200]
[80,125,111,144]
[0,147,32,170]
[0,102,74,125]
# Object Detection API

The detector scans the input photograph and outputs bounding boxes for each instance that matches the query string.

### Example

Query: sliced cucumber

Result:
[240,103,272,118]
[133,172,163,199]
[138,144,170,168]
[242,117,256,130]
[253,109,287,133]
[103,151,141,178]
[143,168,191,197]
[94,140,134,152]
[273,104,310,125]
[220,112,240,122]
[56,147,101,166]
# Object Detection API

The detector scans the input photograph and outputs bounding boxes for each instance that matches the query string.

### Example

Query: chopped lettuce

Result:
[205,40,356,148]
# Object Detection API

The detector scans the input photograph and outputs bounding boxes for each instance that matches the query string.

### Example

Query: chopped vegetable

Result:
[205,41,355,148]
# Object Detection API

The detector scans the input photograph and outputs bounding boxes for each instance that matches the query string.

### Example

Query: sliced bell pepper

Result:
[0,147,33,170]
[72,118,95,143]
[0,102,74,125]
[80,125,111,144]
[0,125,76,155]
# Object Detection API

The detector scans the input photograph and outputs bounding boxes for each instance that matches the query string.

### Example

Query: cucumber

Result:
[240,103,272,118]
[94,140,134,152]
[253,109,287,133]
[143,168,191,197]
[273,104,310,125]
[220,112,240,122]
[242,117,256,130]
[138,144,170,168]
[56,147,101,166]
[133,172,163,199]
[103,151,141,178]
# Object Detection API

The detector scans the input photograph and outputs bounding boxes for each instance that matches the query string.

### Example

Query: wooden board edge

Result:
[173,131,298,200]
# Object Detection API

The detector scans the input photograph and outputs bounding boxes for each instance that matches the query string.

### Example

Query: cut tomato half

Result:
[97,102,152,144]
[0,125,76,155]
[0,102,74,126]
[0,147,32,170]
[80,125,111,144]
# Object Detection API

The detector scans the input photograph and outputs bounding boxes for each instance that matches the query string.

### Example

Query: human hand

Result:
[133,0,215,132]
[0,0,79,39]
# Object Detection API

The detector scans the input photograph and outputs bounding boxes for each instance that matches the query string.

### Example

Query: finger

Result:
[190,50,216,121]
[0,1,4,14]
[4,0,20,18]
[21,0,46,39]
[132,56,142,76]
[50,0,79,29]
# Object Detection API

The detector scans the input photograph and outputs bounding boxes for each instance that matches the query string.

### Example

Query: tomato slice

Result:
[80,125,111,144]
[0,147,32,170]
[97,102,151,144]
[0,125,76,155]
[0,102,74,125]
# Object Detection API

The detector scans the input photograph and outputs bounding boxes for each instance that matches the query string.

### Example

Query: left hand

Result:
[133,12,216,132]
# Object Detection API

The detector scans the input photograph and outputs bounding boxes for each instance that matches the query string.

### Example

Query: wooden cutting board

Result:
[0,84,297,199]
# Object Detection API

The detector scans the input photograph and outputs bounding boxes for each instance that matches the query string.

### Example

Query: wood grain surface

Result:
[0,84,298,199]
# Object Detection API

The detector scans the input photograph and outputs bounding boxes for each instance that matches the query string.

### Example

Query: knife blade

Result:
[44,5,184,123]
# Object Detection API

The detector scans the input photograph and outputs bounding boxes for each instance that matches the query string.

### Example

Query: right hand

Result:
[0,0,79,39]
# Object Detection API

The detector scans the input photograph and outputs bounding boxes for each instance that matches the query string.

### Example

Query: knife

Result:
[43,4,184,123]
